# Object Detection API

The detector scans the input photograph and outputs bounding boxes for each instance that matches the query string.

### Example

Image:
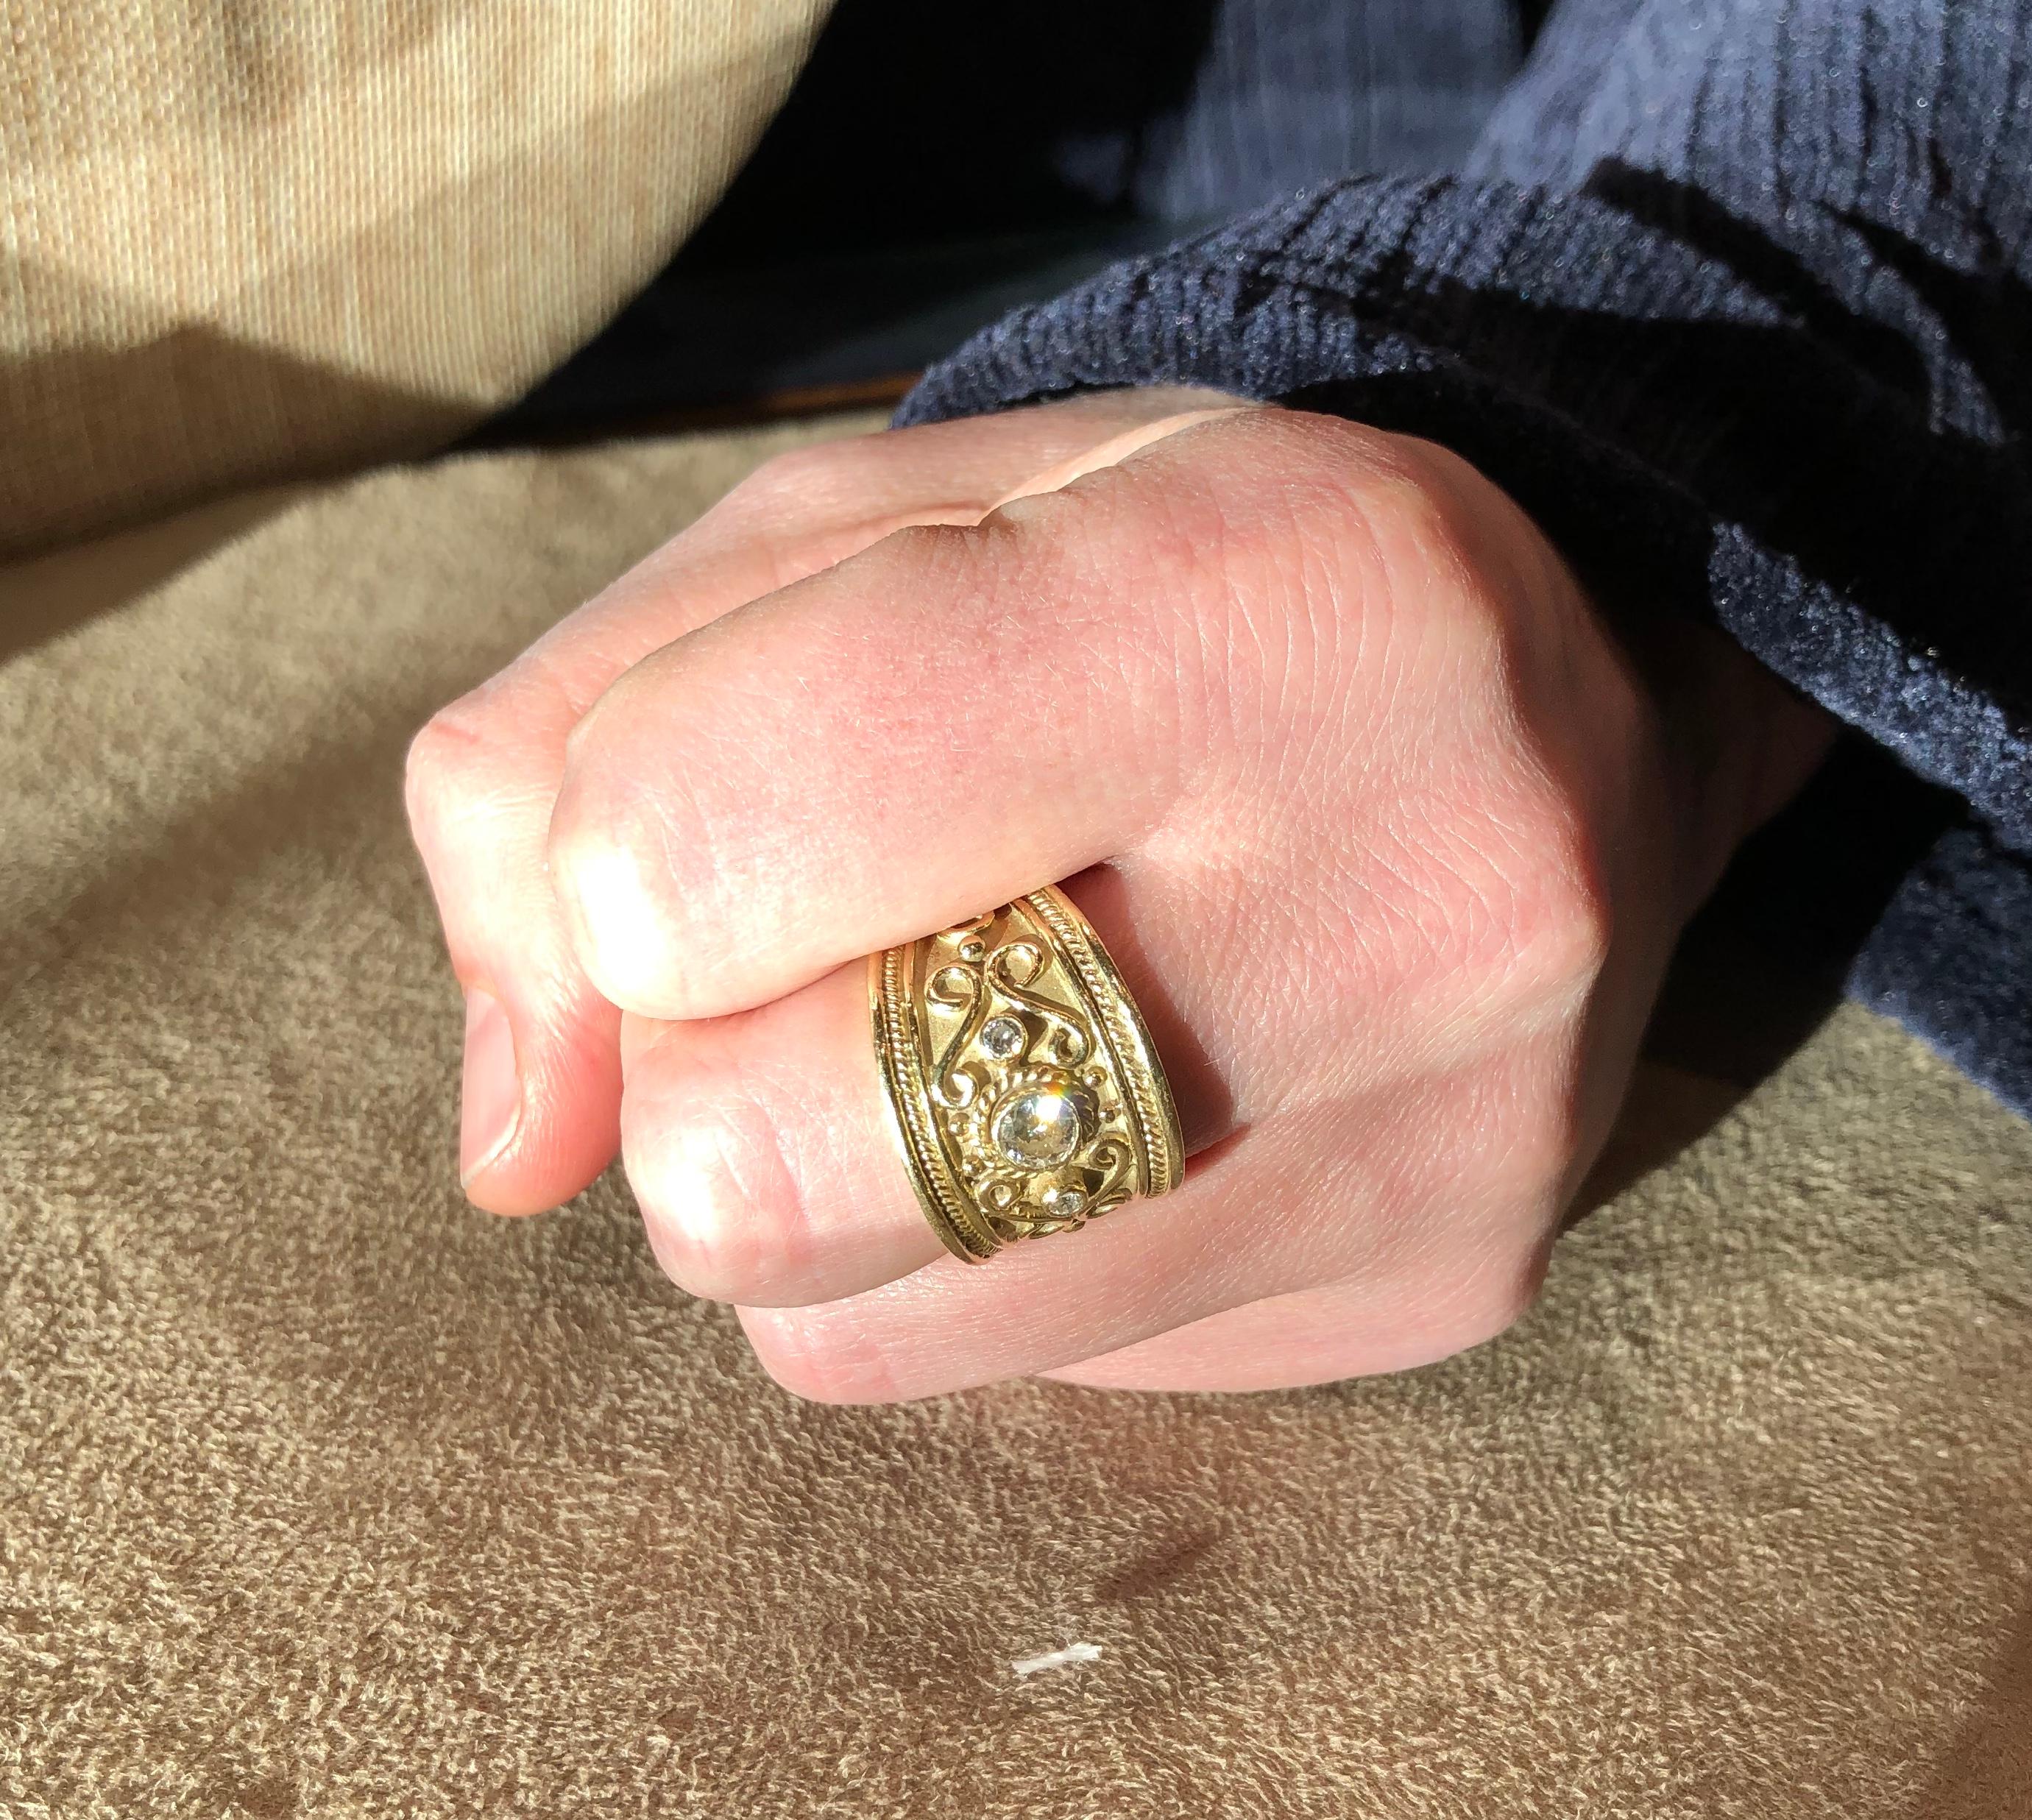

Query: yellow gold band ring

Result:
[868,884,1185,1263]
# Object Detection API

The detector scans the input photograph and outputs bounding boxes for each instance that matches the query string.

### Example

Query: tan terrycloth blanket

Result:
[4,418,2029,1818]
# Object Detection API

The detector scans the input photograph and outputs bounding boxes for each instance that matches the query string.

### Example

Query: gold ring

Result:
[868,884,1185,1263]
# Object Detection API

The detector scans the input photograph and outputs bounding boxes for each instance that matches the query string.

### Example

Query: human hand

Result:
[408,396,1830,1397]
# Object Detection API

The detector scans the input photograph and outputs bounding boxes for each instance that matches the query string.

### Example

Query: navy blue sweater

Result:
[900,0,2032,1120]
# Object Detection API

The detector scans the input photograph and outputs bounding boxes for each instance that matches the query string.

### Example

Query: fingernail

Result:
[459,987,521,1186]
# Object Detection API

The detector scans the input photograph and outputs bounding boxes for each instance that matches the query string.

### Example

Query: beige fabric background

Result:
[0,0,831,559]
[3,418,2030,1817]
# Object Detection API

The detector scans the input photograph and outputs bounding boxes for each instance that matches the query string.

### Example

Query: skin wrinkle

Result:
[968,520,1186,861]
[1170,832,1454,1113]
[1227,507,1323,787]
[1032,437,1256,820]
[1165,422,1435,812]
[1333,813,1498,1022]
[996,472,1208,829]
[634,1058,815,1306]
[1158,484,1392,860]
[1088,988,1541,1373]
[1434,744,1616,1010]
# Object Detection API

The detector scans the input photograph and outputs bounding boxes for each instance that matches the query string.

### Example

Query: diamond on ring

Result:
[979,1015,1025,1059]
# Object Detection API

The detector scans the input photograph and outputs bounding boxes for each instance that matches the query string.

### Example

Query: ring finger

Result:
[619,835,1553,1406]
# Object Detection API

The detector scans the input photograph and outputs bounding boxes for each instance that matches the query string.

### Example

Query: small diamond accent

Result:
[1043,1186,1088,1219]
[980,1016,1025,1060]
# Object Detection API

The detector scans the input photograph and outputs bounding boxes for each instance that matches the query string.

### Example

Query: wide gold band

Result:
[868,885,1186,1264]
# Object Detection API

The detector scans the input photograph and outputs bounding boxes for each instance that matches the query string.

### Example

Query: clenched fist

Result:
[406,390,1829,1399]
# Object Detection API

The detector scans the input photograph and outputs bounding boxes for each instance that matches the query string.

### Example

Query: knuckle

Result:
[1180,412,1482,647]
[1257,413,1498,617]
[1375,1210,1553,1368]
[741,1308,896,1405]
[1260,410,1458,527]
[1466,1083,1582,1222]
[624,1075,807,1304]
[864,516,985,581]
[407,654,593,858]
[546,757,699,1015]
[402,697,495,848]
[1447,1242,1551,1352]
[1492,799,1616,1010]
[1352,476,1484,612]
[1414,775,1615,1027]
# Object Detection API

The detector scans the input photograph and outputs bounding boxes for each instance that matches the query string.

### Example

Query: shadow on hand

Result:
[1572,735,1958,1219]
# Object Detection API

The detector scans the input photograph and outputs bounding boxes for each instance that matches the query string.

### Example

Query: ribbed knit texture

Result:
[902,0,2032,1120]
[1047,0,1525,215]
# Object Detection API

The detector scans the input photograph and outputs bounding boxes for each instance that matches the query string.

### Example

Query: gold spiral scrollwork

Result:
[928,957,989,1108]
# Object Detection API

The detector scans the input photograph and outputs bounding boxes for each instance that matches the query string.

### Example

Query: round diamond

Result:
[1043,1186,1088,1219]
[979,1016,1025,1060]
[991,1086,1091,1170]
